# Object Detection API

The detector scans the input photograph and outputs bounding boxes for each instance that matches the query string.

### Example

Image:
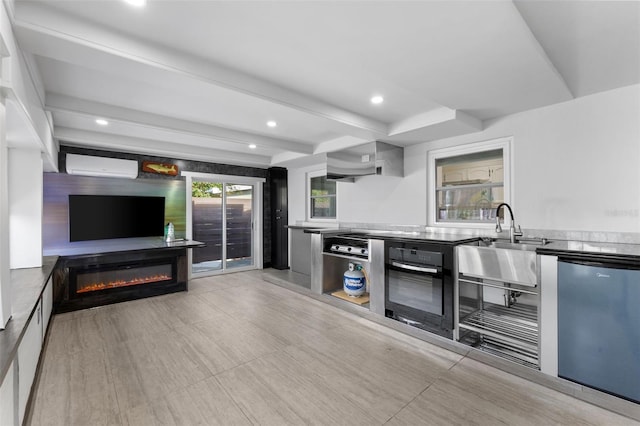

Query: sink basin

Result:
[481,240,548,252]
[457,240,541,286]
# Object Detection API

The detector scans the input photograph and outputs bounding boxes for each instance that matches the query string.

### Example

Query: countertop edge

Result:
[299,228,481,244]
[537,247,640,262]
[44,239,205,258]
[0,256,58,385]
[537,241,640,261]
[285,225,328,230]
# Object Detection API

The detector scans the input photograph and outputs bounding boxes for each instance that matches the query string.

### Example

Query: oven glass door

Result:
[387,263,443,316]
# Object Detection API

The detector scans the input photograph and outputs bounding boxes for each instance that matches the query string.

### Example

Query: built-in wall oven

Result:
[385,240,454,339]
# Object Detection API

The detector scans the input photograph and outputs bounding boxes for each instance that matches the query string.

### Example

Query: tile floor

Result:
[27,270,638,425]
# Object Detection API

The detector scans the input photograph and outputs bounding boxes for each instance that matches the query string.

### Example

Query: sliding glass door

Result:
[225,184,253,270]
[191,180,224,274]
[185,173,263,276]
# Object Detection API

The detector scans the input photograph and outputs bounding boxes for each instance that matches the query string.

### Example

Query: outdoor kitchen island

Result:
[271,226,480,346]
[265,230,640,421]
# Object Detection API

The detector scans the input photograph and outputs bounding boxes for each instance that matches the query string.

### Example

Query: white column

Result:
[0,97,12,328]
[539,254,559,376]
[9,148,42,269]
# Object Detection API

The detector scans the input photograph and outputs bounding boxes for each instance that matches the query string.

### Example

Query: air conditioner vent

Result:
[66,154,138,179]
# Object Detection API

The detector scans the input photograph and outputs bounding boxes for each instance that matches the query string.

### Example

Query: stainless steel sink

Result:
[481,240,549,252]
[457,239,543,287]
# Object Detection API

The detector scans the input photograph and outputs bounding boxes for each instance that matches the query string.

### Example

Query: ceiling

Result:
[9,0,640,168]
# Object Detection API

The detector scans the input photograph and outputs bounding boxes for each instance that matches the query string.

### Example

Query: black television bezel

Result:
[68,194,166,242]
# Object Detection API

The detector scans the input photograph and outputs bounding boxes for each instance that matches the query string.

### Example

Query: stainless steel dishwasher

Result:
[558,259,640,403]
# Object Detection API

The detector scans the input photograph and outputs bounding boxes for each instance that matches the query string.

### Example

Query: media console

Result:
[51,238,204,313]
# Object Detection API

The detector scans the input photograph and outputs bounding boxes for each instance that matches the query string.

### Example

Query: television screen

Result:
[69,195,165,242]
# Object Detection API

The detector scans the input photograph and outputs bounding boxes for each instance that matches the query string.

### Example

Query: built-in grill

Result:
[323,234,370,259]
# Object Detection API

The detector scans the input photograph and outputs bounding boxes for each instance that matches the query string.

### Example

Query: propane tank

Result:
[343,262,366,297]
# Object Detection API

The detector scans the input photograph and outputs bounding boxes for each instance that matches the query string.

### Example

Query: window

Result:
[308,171,336,220]
[428,137,511,227]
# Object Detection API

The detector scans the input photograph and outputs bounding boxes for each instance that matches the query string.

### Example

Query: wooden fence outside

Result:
[192,198,252,264]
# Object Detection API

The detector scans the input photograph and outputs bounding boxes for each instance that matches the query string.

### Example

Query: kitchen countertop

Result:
[303,228,345,234]
[288,225,345,234]
[285,225,331,230]
[538,240,640,262]
[0,256,58,384]
[303,227,480,244]
[294,224,640,258]
[44,237,205,257]
[351,229,480,244]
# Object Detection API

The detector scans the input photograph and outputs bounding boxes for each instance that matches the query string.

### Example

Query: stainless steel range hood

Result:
[326,141,403,182]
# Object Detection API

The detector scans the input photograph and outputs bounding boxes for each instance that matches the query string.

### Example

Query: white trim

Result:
[427,136,513,229]
[252,181,264,269]
[184,174,194,279]
[185,172,263,278]
[540,255,558,376]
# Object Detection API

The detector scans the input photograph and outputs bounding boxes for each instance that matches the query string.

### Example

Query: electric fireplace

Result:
[54,247,189,313]
[72,261,174,295]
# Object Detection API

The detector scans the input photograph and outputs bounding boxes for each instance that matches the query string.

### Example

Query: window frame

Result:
[427,136,513,228]
[307,170,337,222]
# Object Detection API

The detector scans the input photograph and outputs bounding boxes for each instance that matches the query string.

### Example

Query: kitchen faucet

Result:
[495,203,522,243]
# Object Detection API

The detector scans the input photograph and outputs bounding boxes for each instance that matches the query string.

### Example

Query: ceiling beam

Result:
[512,0,574,99]
[13,2,389,136]
[55,127,272,168]
[313,136,372,155]
[388,108,479,137]
[46,93,314,155]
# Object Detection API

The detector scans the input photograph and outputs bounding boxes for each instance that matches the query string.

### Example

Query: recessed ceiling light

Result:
[123,0,146,7]
[370,95,384,105]
[266,121,277,128]
[95,119,109,126]
[248,144,257,149]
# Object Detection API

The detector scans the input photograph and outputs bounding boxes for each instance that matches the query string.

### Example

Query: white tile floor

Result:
[27,271,639,425]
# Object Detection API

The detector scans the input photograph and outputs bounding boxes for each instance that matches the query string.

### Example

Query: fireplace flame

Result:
[77,274,172,293]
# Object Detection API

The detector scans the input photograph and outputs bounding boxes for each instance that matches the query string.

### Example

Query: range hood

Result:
[326,141,403,182]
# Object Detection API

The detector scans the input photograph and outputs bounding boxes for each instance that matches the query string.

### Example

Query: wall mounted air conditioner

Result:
[65,154,138,179]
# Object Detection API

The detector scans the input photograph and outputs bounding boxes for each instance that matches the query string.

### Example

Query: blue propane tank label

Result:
[344,276,365,290]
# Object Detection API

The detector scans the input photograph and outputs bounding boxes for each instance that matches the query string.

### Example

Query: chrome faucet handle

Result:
[509,224,523,243]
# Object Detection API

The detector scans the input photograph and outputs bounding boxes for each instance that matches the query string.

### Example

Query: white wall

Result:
[288,163,323,225]
[9,148,42,269]
[334,149,427,226]
[0,99,11,328]
[0,0,53,327]
[288,85,640,233]
[0,1,12,329]
[1,0,57,172]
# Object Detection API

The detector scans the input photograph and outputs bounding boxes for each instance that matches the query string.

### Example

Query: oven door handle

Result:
[391,261,439,274]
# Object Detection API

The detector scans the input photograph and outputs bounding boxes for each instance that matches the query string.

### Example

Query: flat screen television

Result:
[69,195,166,242]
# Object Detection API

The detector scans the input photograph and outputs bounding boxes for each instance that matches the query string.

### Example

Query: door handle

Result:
[391,261,439,274]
